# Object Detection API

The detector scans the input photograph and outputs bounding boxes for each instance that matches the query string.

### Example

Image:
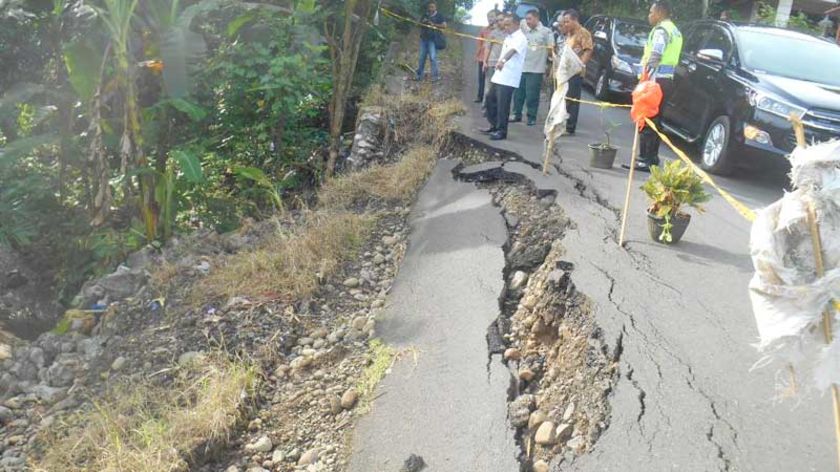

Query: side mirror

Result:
[594,30,608,40]
[697,48,724,63]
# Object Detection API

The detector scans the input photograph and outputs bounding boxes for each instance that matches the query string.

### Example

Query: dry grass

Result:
[196,211,373,303]
[319,145,437,210]
[35,358,256,472]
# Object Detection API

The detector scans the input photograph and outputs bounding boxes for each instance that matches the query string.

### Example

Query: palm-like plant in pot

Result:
[641,160,711,244]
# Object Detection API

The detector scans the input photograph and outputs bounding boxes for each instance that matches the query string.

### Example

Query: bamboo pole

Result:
[543,128,558,175]
[791,115,840,471]
[618,127,641,247]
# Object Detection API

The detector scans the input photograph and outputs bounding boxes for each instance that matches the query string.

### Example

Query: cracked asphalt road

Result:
[457,32,835,471]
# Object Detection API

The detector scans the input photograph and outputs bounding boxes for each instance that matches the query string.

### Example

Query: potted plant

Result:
[641,160,711,244]
[588,105,620,169]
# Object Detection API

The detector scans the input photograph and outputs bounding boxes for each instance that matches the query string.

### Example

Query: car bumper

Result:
[607,70,638,94]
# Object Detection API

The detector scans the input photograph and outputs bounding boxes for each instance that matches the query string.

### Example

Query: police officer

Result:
[625,1,682,172]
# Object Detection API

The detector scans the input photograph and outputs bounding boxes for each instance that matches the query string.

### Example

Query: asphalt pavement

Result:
[457,32,834,471]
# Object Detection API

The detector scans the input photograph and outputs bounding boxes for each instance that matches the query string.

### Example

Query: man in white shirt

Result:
[481,13,528,141]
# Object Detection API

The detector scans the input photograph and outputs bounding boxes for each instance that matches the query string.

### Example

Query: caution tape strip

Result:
[565,96,631,108]
[380,7,554,50]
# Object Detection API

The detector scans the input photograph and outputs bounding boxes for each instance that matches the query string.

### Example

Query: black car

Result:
[661,21,840,174]
[582,15,649,100]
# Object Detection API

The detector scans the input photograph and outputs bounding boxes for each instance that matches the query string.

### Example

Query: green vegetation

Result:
[0,0,464,306]
[641,160,711,242]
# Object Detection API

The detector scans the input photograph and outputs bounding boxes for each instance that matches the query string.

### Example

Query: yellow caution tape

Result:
[381,7,554,50]
[565,96,631,108]
[643,117,757,222]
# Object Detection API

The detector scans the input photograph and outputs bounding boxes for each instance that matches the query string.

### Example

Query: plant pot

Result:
[588,144,617,169]
[647,212,691,244]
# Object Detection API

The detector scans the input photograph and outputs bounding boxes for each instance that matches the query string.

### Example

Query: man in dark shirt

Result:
[416,2,447,82]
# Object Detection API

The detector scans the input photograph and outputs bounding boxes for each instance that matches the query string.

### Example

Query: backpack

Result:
[434,31,447,50]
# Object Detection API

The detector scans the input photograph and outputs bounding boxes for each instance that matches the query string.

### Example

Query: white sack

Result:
[749,139,840,392]
[543,45,584,138]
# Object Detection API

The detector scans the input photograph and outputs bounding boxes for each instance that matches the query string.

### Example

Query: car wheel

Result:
[594,70,610,100]
[700,115,734,175]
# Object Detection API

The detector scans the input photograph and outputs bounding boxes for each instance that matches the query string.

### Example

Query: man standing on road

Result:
[624,1,683,172]
[482,13,528,141]
[561,10,593,136]
[416,2,447,82]
[511,10,553,126]
[483,12,507,86]
[475,11,498,103]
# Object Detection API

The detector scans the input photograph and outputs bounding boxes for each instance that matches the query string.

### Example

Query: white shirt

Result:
[491,29,528,88]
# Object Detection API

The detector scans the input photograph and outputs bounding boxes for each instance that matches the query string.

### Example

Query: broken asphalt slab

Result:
[348,159,519,471]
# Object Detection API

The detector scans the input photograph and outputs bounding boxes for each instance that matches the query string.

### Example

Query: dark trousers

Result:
[513,72,544,120]
[477,63,486,101]
[565,74,583,133]
[639,78,675,165]
[485,83,515,135]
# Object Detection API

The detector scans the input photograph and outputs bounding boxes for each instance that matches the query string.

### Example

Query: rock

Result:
[562,402,576,422]
[382,235,398,246]
[555,423,573,442]
[298,337,314,346]
[351,316,367,331]
[30,384,65,403]
[224,466,240,472]
[247,418,262,432]
[531,459,550,472]
[245,467,268,472]
[400,453,426,472]
[271,449,285,464]
[290,356,312,371]
[0,343,10,361]
[298,448,319,465]
[329,395,342,414]
[111,356,127,371]
[311,328,329,339]
[508,394,534,428]
[528,410,547,430]
[518,368,535,382]
[341,388,358,409]
[343,277,360,288]
[373,254,386,265]
[510,271,529,291]
[78,265,148,306]
[503,348,521,361]
[535,421,557,445]
[567,435,585,450]
[0,406,12,424]
[312,339,326,349]
[178,351,205,366]
[245,435,273,453]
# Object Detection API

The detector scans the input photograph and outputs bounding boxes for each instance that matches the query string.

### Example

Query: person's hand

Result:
[495,59,505,70]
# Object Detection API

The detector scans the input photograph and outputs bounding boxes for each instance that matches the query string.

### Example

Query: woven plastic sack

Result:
[630,78,662,130]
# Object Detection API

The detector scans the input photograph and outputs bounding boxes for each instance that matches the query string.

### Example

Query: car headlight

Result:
[749,92,806,119]
[611,55,633,74]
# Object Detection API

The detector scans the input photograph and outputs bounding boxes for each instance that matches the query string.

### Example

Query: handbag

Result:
[433,30,447,50]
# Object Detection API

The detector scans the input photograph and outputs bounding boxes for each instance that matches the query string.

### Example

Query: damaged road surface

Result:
[453,31,834,472]
[348,160,519,471]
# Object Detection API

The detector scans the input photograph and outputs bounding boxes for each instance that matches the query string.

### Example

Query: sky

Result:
[467,0,500,25]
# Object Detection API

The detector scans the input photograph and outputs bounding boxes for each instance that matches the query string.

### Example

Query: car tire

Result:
[700,115,734,175]
[594,70,610,101]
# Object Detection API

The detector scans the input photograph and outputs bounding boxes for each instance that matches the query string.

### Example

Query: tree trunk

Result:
[325,0,375,177]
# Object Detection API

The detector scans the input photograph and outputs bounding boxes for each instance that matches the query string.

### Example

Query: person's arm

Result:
[495,47,518,69]
[644,27,668,79]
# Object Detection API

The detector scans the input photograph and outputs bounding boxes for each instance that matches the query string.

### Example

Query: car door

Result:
[586,17,610,84]
[683,25,736,138]
[663,23,709,134]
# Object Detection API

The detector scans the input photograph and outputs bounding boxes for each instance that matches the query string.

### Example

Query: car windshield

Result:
[614,21,648,49]
[737,28,840,87]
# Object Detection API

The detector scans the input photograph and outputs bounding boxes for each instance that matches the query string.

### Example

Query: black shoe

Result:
[489,131,507,140]
[527,118,536,126]
[480,127,497,134]
[565,129,575,136]
[510,116,523,123]
[621,162,651,173]
[474,98,483,103]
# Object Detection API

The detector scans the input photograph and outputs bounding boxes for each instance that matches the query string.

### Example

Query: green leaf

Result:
[295,0,316,13]
[63,41,101,102]
[161,27,207,98]
[227,11,256,37]
[234,166,270,186]
[0,83,44,121]
[172,149,204,183]
[1,133,59,160]
[168,98,208,121]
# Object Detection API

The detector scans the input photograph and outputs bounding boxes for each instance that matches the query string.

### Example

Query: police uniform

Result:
[638,19,683,167]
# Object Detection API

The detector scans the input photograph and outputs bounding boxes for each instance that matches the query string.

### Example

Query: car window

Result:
[613,21,647,49]
[700,27,733,58]
[682,24,711,57]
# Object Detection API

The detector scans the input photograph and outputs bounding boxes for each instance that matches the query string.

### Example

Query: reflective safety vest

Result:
[641,19,683,79]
